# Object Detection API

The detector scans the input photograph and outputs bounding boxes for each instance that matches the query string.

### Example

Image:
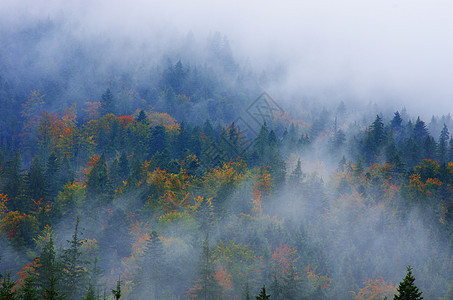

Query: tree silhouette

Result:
[394,266,423,300]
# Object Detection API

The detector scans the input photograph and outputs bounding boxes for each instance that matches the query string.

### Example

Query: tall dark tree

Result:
[86,153,110,202]
[256,285,271,300]
[1,271,17,299]
[100,88,115,116]
[36,237,63,299]
[394,266,423,300]
[135,110,148,123]
[191,234,222,300]
[25,158,48,203]
[45,152,60,199]
[140,230,166,299]
[19,272,39,300]
[438,124,449,163]
[111,277,121,300]
[60,217,88,299]
[413,117,429,141]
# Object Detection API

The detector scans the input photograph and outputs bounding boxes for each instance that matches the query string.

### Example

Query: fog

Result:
[1,1,453,299]
[2,0,453,117]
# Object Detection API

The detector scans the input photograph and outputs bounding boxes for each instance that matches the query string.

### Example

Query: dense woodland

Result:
[1,20,453,299]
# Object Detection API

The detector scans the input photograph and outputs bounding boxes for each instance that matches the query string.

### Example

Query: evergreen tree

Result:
[45,152,60,199]
[289,159,303,186]
[83,281,96,300]
[256,285,271,300]
[20,272,40,300]
[448,137,453,162]
[37,237,63,300]
[86,153,110,202]
[111,277,121,300]
[100,88,115,116]
[191,234,222,300]
[141,230,166,299]
[413,117,429,141]
[1,271,18,299]
[2,151,23,211]
[394,266,423,300]
[60,216,88,299]
[25,158,48,203]
[391,111,404,131]
[438,124,449,163]
[150,125,167,156]
[244,282,251,300]
[135,109,148,123]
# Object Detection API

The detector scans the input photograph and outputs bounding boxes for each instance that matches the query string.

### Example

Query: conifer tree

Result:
[1,271,18,299]
[256,285,271,300]
[438,124,449,163]
[60,216,88,299]
[191,234,222,300]
[111,277,121,300]
[37,237,63,300]
[394,266,423,300]
[20,272,39,300]
[86,153,110,202]
[100,88,115,116]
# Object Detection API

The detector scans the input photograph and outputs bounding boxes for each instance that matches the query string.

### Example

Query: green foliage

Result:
[1,271,18,300]
[394,266,423,300]
[255,285,271,300]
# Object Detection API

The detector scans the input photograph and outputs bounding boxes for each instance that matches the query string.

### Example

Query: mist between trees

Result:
[0,17,453,300]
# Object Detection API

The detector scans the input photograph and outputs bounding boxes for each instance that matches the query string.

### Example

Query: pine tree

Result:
[256,285,271,300]
[191,234,222,300]
[438,124,449,163]
[394,266,423,300]
[20,272,39,300]
[289,159,303,186]
[141,230,166,299]
[1,271,18,299]
[36,237,63,299]
[245,282,251,300]
[86,153,110,202]
[111,277,121,300]
[45,152,60,199]
[135,110,148,123]
[100,88,115,116]
[60,216,88,299]
[83,281,96,300]
[25,158,48,203]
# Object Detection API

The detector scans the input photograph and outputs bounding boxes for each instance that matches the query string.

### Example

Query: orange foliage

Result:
[15,257,40,289]
[146,168,192,212]
[118,115,135,128]
[251,189,262,215]
[253,168,273,197]
[215,266,233,295]
[305,264,333,290]
[271,245,298,278]
[0,193,9,216]
[352,277,396,300]
[0,211,38,240]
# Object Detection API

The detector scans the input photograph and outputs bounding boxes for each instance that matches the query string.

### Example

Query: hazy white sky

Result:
[2,0,453,116]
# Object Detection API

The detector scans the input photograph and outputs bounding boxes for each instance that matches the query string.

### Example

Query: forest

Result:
[0,16,453,300]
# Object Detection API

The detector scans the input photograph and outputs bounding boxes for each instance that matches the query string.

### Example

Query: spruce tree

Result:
[111,277,121,300]
[256,285,271,300]
[60,216,88,299]
[1,271,18,299]
[20,272,39,300]
[100,88,115,116]
[394,266,423,300]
